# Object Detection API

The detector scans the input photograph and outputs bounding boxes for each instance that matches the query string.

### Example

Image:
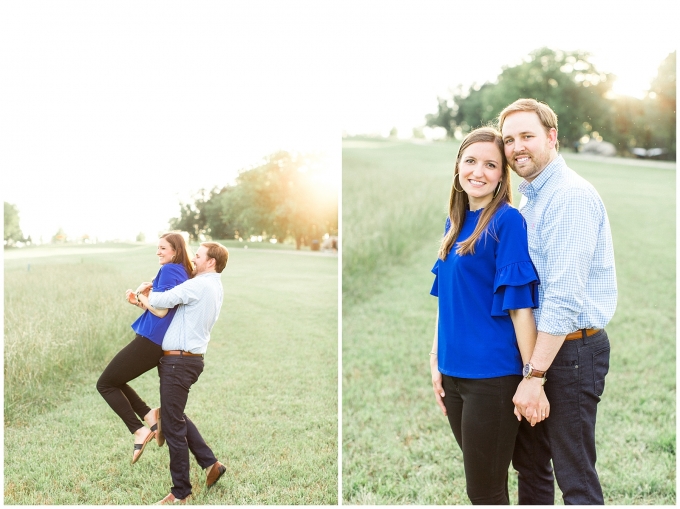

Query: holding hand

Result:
[513,378,550,426]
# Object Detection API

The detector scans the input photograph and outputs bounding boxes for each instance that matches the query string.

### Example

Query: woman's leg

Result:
[452,376,522,505]
[96,334,162,434]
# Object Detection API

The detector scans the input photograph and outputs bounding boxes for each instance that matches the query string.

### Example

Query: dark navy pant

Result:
[442,374,523,504]
[512,329,611,505]
[159,354,218,500]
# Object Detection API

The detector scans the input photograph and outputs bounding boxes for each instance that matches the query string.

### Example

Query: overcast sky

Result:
[2,1,341,242]
[2,0,677,242]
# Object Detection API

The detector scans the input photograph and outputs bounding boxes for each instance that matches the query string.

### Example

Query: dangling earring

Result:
[453,173,464,193]
[494,181,502,199]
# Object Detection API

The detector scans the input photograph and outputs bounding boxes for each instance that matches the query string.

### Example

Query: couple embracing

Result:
[96,233,230,504]
[430,99,617,505]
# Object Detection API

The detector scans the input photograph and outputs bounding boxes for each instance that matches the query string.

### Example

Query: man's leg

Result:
[543,330,609,504]
[159,356,204,500]
[512,412,555,504]
[185,414,218,469]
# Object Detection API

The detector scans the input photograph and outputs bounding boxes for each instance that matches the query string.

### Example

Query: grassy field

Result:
[4,244,338,504]
[342,139,676,504]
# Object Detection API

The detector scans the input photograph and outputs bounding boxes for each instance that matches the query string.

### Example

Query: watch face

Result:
[522,363,531,377]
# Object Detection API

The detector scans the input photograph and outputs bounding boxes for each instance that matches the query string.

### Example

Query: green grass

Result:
[342,139,676,504]
[4,245,338,504]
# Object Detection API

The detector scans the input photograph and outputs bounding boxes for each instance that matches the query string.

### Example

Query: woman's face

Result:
[457,141,503,210]
[157,237,176,265]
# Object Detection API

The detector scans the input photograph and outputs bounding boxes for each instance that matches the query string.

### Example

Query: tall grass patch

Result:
[342,142,675,504]
[5,246,338,504]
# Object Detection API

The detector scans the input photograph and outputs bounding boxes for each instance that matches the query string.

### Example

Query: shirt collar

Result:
[518,154,565,198]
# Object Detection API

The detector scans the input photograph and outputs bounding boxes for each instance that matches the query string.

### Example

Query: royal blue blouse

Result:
[131,263,189,346]
[430,203,540,378]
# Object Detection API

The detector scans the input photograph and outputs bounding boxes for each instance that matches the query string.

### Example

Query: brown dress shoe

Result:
[205,461,226,488]
[156,493,191,504]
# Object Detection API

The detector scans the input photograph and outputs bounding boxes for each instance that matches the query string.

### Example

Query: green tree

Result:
[4,202,24,247]
[170,151,338,248]
[427,47,614,150]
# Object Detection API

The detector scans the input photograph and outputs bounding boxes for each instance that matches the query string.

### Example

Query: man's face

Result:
[501,111,556,181]
[193,246,213,274]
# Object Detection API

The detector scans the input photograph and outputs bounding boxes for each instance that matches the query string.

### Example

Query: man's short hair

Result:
[201,242,229,273]
[498,98,560,150]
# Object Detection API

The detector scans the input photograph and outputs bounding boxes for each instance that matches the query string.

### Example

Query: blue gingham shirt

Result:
[518,155,617,335]
[148,272,224,354]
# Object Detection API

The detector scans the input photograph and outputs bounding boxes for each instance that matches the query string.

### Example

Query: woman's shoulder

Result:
[493,202,525,226]
[160,263,190,279]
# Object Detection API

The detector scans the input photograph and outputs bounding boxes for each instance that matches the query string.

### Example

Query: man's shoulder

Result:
[546,159,604,204]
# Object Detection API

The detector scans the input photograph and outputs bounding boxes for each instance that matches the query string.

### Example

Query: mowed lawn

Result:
[5,244,338,504]
[342,139,675,504]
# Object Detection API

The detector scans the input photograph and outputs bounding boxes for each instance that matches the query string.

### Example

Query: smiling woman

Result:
[429,126,541,504]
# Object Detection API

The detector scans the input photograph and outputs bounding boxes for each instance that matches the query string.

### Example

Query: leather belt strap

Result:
[564,328,599,341]
[163,350,204,357]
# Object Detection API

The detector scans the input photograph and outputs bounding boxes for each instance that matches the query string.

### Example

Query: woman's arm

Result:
[136,290,168,318]
[509,307,549,425]
[430,310,447,415]
[508,307,536,364]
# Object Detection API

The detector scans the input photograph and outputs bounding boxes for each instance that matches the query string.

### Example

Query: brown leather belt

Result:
[163,350,204,357]
[564,328,600,341]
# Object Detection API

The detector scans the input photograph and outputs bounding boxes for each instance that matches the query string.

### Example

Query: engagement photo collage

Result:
[3,1,676,505]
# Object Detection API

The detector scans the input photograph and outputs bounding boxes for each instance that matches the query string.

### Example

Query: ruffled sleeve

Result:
[430,217,451,298]
[491,261,539,316]
[430,259,440,297]
[490,206,540,316]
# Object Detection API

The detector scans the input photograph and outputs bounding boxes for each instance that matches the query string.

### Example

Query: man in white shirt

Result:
[138,242,230,504]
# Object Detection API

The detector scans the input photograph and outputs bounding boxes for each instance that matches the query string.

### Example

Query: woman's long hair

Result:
[160,232,195,278]
[438,127,513,261]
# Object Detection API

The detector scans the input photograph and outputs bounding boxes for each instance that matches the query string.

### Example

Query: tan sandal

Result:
[132,430,156,464]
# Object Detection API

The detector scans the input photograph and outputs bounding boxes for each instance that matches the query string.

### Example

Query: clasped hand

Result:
[512,377,550,426]
[124,282,153,308]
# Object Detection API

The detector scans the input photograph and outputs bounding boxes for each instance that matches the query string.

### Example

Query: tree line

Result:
[426,47,676,159]
[170,151,338,248]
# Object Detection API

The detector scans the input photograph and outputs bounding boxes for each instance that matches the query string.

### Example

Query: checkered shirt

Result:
[148,272,224,354]
[518,155,617,335]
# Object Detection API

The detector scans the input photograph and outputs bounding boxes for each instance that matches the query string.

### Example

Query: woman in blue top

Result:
[429,127,548,504]
[96,232,193,464]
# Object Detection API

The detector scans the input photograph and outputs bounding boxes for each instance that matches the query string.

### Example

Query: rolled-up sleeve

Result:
[537,189,602,334]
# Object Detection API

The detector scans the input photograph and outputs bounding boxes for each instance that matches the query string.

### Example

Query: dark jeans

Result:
[442,374,522,505]
[96,334,161,434]
[512,329,611,505]
[159,354,218,500]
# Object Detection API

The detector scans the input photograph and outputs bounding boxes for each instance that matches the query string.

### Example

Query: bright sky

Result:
[2,1,676,242]
[338,0,677,137]
[2,1,341,243]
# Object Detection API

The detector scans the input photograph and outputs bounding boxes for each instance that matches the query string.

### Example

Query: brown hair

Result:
[498,98,559,150]
[160,232,195,278]
[438,127,513,260]
[201,242,229,273]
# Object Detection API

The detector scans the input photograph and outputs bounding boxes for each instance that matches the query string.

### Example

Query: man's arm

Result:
[147,279,196,310]
[513,188,602,417]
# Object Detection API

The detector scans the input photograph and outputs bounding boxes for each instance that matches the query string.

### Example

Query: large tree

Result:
[427,47,614,150]
[4,202,24,246]
[170,151,338,248]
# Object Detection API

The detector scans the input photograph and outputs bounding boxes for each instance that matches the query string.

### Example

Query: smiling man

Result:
[499,99,617,505]
[137,241,230,504]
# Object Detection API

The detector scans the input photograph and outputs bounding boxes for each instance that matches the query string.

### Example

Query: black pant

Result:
[512,329,611,505]
[96,334,162,434]
[442,374,522,505]
[159,354,218,499]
